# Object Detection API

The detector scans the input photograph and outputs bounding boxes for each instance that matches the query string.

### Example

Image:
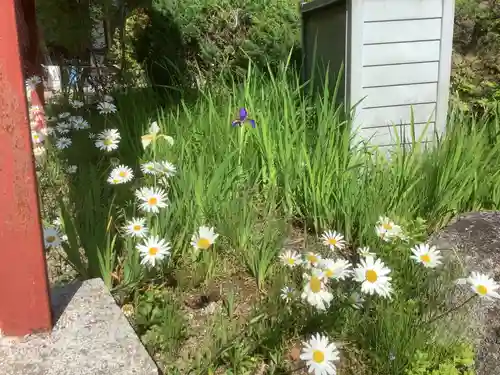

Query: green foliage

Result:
[36,0,95,57]
[134,287,187,358]
[39,64,500,374]
[132,0,301,91]
[406,343,475,375]
[452,0,500,113]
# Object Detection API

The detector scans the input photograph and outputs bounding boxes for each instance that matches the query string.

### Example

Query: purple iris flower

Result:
[231,107,256,128]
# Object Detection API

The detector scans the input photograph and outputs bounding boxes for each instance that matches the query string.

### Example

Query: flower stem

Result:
[424,294,476,325]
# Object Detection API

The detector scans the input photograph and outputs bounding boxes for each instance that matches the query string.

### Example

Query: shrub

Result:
[132,0,301,91]
[452,0,500,113]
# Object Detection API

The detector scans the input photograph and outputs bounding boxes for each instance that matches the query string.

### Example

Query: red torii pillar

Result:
[0,0,52,336]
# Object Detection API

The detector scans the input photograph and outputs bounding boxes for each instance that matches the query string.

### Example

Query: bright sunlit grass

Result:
[32,63,500,374]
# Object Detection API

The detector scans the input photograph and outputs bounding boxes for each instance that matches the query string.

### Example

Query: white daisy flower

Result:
[349,292,365,310]
[304,252,322,269]
[107,165,134,184]
[300,333,339,375]
[88,132,96,139]
[155,160,176,177]
[56,121,72,134]
[26,75,42,90]
[70,99,84,109]
[321,230,346,251]
[103,95,114,103]
[53,217,63,227]
[301,269,333,310]
[70,116,90,130]
[97,101,117,115]
[45,127,55,136]
[191,226,219,250]
[353,256,392,298]
[31,131,44,144]
[66,165,78,174]
[136,235,171,267]
[33,146,46,158]
[135,186,168,213]
[279,250,302,268]
[320,258,352,280]
[280,286,295,302]
[58,112,71,119]
[43,227,62,248]
[95,129,121,152]
[55,137,72,149]
[375,216,403,242]
[123,218,148,238]
[467,272,500,301]
[410,244,443,268]
[141,161,158,175]
[357,246,375,258]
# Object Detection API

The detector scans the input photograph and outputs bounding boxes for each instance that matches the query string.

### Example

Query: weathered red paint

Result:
[0,0,52,336]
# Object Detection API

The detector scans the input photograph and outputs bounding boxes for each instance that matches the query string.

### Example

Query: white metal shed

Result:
[301,0,456,147]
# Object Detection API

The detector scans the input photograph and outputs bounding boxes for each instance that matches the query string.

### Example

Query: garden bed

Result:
[31,65,500,375]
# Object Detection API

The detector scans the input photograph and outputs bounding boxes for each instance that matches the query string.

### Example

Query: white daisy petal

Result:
[410,243,443,268]
[321,230,346,251]
[107,164,134,185]
[135,186,168,213]
[123,218,148,238]
[191,226,219,250]
[300,333,339,375]
[95,129,121,152]
[43,227,62,248]
[467,272,500,301]
[279,250,303,268]
[301,269,333,310]
[136,235,170,267]
[353,256,393,298]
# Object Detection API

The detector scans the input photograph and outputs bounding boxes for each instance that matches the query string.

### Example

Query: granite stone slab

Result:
[0,278,159,375]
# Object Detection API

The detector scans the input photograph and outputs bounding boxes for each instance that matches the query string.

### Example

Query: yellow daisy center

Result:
[307,255,318,264]
[420,254,431,263]
[476,284,488,295]
[197,237,211,249]
[34,135,39,140]
[132,224,142,231]
[365,269,378,283]
[46,235,56,243]
[312,350,325,363]
[148,197,158,205]
[148,247,159,256]
[119,171,127,177]
[104,139,113,146]
[287,258,295,265]
[325,269,334,278]
[309,277,322,293]
[382,223,392,230]
[328,238,337,246]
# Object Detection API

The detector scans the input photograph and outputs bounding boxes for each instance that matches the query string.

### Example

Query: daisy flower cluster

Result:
[279,216,500,375]
[114,121,218,267]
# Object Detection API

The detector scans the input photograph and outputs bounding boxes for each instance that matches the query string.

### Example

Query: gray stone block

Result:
[0,278,159,375]
[431,211,500,375]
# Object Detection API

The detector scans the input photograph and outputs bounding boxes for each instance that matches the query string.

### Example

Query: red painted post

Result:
[0,0,52,336]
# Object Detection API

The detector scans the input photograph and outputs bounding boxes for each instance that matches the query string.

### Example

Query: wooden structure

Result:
[0,0,52,336]
[301,0,455,147]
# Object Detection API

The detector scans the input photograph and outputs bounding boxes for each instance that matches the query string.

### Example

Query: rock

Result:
[430,211,500,375]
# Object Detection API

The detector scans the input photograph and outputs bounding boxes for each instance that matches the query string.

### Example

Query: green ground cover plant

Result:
[29,63,500,374]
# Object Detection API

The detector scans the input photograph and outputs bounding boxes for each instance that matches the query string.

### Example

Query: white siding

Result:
[349,0,455,147]
[354,123,438,147]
